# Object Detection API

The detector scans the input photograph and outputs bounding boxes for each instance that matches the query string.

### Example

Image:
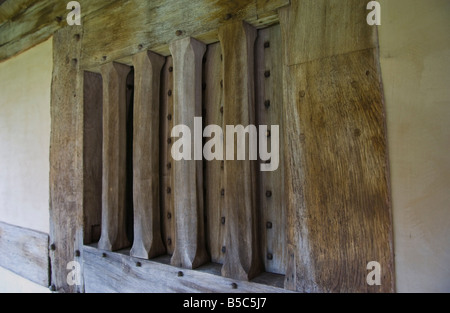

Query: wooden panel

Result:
[255,25,286,275]
[50,26,84,293]
[256,0,290,17]
[83,71,103,244]
[0,0,111,62]
[80,0,289,70]
[203,42,226,264]
[160,56,175,255]
[219,21,262,281]
[130,51,166,259]
[83,245,290,293]
[279,0,377,66]
[169,37,209,269]
[281,49,394,292]
[0,222,49,287]
[98,62,131,252]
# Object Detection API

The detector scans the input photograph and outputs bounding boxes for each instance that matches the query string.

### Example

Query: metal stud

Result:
[267,253,273,260]
[266,190,272,198]
[264,71,271,78]
[136,262,142,267]
[75,250,81,257]
[221,217,226,225]
[231,283,238,289]
[221,189,225,196]
[175,30,183,36]
[264,100,271,109]
[50,244,56,251]
[222,246,226,254]
[178,271,184,277]
[264,41,270,48]
[266,222,273,229]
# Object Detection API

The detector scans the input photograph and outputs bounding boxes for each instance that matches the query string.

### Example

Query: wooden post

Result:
[98,62,131,251]
[219,21,262,281]
[170,37,209,269]
[130,51,166,259]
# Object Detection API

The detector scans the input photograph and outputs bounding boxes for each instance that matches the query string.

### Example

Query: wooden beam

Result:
[255,25,287,275]
[83,245,290,293]
[279,0,394,293]
[98,62,131,252]
[0,222,49,287]
[169,37,209,269]
[219,21,262,281]
[50,26,84,293]
[130,50,166,259]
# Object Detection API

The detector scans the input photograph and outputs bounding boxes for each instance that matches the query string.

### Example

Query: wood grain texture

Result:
[83,245,290,293]
[160,56,176,255]
[255,25,286,275]
[170,37,209,269]
[256,0,290,17]
[219,21,262,281]
[80,0,288,70]
[0,222,49,287]
[98,62,132,252]
[130,51,166,259]
[279,0,394,293]
[0,0,110,62]
[50,26,84,293]
[278,0,377,66]
[83,71,103,245]
[281,49,394,292]
[203,42,226,264]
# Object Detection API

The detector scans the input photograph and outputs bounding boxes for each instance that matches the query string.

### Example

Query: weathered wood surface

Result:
[98,62,131,252]
[83,245,290,293]
[80,0,288,70]
[0,0,110,62]
[130,51,166,259]
[50,26,84,293]
[279,0,394,292]
[203,42,226,265]
[255,25,286,275]
[279,0,377,66]
[83,71,103,244]
[160,56,176,256]
[219,21,262,281]
[170,37,209,269]
[0,222,49,287]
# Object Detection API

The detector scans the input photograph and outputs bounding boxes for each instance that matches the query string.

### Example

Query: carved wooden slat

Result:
[219,21,262,281]
[169,37,209,269]
[255,25,286,275]
[98,62,131,252]
[130,51,166,259]
[160,56,176,255]
[203,42,226,264]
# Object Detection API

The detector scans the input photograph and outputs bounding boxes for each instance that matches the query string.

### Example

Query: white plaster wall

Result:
[0,38,52,234]
[0,267,50,293]
[379,0,450,292]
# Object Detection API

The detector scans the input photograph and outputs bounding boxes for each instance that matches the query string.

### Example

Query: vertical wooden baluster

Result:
[219,21,263,280]
[98,62,131,251]
[130,51,166,259]
[170,37,209,269]
[160,56,176,255]
[255,26,287,275]
[203,43,226,264]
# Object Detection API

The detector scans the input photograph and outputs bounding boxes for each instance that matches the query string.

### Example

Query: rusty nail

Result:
[75,250,81,257]
[136,262,142,267]
[266,190,272,198]
[175,30,183,36]
[50,244,56,251]
[178,271,184,277]
[167,187,172,194]
[222,246,226,254]
[168,90,172,97]
[264,100,271,109]
[267,253,273,260]
[221,189,225,196]
[167,212,172,220]
[167,238,172,246]
[169,66,173,73]
[264,71,271,78]
[266,221,273,229]
[231,283,238,289]
[221,217,226,225]
[264,41,270,48]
